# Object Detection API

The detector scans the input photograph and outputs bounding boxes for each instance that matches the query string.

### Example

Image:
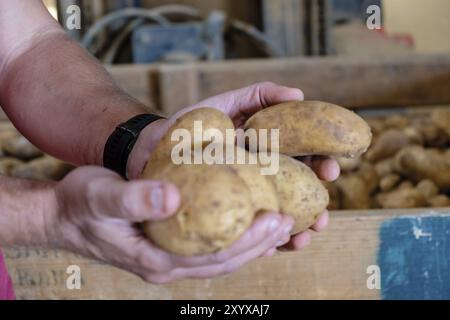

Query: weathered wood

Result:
[157,64,200,115]
[5,208,450,300]
[108,55,450,115]
[262,0,306,56]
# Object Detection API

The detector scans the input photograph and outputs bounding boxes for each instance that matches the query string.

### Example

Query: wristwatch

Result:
[103,113,165,179]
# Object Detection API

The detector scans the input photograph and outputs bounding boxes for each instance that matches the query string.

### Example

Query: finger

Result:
[170,212,293,268]
[166,214,294,280]
[311,157,340,181]
[191,82,304,118]
[89,177,180,222]
[279,230,311,251]
[276,233,291,247]
[261,232,290,257]
[261,248,277,257]
[310,210,329,232]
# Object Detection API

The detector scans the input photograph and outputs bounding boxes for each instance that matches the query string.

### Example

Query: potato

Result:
[142,162,254,256]
[146,107,235,167]
[3,136,43,160]
[244,101,372,158]
[366,118,385,137]
[394,146,450,190]
[336,175,371,210]
[0,157,24,175]
[379,173,401,192]
[323,181,341,210]
[357,162,379,194]
[375,158,395,177]
[267,154,329,234]
[365,129,410,163]
[140,102,373,255]
[402,126,424,145]
[227,148,279,214]
[376,185,427,209]
[431,108,450,136]
[414,119,449,148]
[336,156,361,172]
[384,115,409,129]
[11,156,74,181]
[0,130,19,150]
[428,194,450,208]
[416,179,439,198]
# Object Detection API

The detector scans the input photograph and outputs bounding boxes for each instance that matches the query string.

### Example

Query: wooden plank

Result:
[141,0,225,15]
[157,64,200,115]
[4,208,450,300]
[334,22,413,56]
[108,55,450,115]
[262,0,306,56]
[191,55,450,109]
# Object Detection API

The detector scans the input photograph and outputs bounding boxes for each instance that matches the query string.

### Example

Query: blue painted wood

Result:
[378,215,450,300]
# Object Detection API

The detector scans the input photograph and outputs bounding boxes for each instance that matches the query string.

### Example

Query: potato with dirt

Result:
[142,162,255,256]
[141,103,372,255]
[244,101,372,158]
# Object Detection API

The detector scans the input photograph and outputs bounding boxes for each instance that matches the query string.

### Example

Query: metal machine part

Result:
[80,4,280,64]
[131,11,225,63]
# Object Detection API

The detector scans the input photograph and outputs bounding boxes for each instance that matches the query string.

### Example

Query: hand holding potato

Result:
[51,166,294,283]
[47,82,349,283]
[129,82,342,256]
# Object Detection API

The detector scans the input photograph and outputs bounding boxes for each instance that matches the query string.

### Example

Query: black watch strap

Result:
[103,114,165,179]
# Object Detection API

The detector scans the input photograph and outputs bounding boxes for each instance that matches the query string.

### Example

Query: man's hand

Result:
[49,166,294,283]
[128,82,340,254]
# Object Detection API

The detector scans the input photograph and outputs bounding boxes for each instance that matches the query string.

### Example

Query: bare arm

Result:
[0,0,339,268]
[0,176,56,247]
[0,0,157,168]
[0,167,292,283]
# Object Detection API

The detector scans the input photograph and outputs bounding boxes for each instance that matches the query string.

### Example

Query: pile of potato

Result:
[327,108,450,210]
[0,123,74,181]
[141,101,372,255]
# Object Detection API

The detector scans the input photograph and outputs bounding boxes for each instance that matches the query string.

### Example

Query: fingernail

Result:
[163,183,181,214]
[269,219,280,231]
[276,240,285,247]
[284,225,293,235]
[150,186,164,212]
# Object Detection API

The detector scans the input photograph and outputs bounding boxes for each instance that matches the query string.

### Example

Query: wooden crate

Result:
[4,208,450,299]
[108,54,450,115]
[4,55,450,299]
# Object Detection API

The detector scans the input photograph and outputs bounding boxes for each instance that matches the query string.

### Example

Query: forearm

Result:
[0,1,147,166]
[0,31,147,166]
[0,176,57,247]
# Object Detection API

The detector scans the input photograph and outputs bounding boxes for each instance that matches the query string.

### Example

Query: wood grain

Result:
[108,55,450,115]
[6,208,449,300]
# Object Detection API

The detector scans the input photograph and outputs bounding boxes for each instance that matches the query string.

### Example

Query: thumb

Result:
[90,177,180,222]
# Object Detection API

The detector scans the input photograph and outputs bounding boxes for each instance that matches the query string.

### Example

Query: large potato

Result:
[146,107,235,168]
[0,157,24,175]
[226,146,279,214]
[244,101,372,158]
[394,145,450,190]
[0,130,20,150]
[266,154,329,234]
[142,162,254,256]
[3,135,43,160]
[11,156,74,181]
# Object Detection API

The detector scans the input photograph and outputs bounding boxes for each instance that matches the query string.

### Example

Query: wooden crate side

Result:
[107,55,450,115]
[192,55,450,109]
[6,208,449,300]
